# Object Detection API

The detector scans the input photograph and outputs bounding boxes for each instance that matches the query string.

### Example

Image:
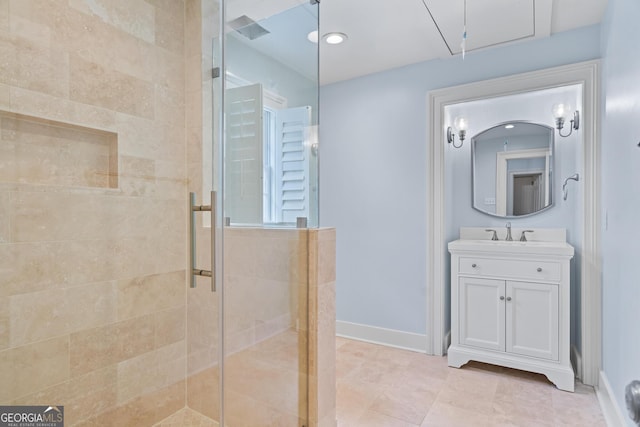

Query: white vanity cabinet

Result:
[448,238,574,391]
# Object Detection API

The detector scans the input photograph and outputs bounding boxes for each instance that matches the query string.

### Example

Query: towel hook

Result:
[562,173,580,201]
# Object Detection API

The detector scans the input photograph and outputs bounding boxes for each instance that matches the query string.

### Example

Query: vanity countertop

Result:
[448,239,574,257]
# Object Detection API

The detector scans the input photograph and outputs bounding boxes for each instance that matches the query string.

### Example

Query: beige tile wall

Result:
[0,1,187,426]
[223,228,308,355]
[0,112,118,189]
[186,226,310,423]
[308,228,337,427]
[185,226,338,427]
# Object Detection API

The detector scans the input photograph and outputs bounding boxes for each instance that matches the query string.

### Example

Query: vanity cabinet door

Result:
[505,281,559,361]
[459,277,505,352]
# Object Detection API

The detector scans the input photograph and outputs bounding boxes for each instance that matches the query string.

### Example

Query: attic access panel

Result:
[424,0,535,55]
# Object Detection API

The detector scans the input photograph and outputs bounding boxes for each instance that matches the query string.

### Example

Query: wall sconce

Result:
[447,116,468,148]
[552,103,580,137]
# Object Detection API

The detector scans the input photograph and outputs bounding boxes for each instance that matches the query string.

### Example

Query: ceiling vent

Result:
[228,15,270,40]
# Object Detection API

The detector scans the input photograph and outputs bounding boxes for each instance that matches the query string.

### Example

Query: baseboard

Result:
[596,370,628,427]
[336,321,427,353]
[571,345,582,379]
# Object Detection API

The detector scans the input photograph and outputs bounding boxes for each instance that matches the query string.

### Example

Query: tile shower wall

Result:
[186,227,311,423]
[308,228,337,427]
[0,1,187,425]
[223,228,308,355]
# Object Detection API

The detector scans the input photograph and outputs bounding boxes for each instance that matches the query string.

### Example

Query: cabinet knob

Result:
[537,267,543,272]
[506,297,512,301]
[500,296,505,300]
[472,263,477,268]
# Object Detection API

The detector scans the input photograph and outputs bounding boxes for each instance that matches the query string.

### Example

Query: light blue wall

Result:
[226,35,317,120]
[600,0,640,424]
[320,25,601,336]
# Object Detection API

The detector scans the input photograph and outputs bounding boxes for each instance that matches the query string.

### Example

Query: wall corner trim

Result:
[571,345,582,379]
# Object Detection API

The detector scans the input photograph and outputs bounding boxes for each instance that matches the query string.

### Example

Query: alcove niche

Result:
[0,110,118,189]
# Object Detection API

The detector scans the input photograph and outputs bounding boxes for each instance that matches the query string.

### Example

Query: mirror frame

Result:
[471,120,555,218]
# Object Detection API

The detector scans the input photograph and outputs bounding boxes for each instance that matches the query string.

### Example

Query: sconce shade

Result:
[552,103,580,137]
[454,116,468,132]
[448,116,468,148]
[552,103,571,120]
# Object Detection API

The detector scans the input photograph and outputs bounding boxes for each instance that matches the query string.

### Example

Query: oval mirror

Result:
[472,121,554,218]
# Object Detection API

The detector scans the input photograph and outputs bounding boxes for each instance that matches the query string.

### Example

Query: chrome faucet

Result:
[505,222,513,241]
[520,230,534,242]
[485,229,499,241]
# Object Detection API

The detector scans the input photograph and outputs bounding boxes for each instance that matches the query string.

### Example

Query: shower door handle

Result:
[189,191,217,292]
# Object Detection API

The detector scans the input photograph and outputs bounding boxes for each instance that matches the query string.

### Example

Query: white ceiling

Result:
[319,0,609,84]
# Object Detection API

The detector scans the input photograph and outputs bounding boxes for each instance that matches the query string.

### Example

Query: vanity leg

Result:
[447,346,471,368]
[545,367,576,392]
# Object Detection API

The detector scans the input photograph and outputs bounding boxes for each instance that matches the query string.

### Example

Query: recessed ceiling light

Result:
[307,30,318,43]
[505,124,515,129]
[323,32,348,45]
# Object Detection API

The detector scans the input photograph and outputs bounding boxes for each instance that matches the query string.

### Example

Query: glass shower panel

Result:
[221,1,319,425]
[223,0,319,228]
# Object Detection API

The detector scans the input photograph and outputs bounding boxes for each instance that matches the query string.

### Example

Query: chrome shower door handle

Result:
[209,191,218,292]
[210,191,217,293]
[189,191,217,292]
[189,192,197,288]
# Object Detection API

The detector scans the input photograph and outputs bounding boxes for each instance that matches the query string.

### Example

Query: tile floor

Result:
[154,407,217,427]
[156,336,607,426]
[335,337,606,427]
[156,329,304,427]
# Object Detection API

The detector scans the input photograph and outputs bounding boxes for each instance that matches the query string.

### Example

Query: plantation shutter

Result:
[275,106,311,223]
[225,83,263,224]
